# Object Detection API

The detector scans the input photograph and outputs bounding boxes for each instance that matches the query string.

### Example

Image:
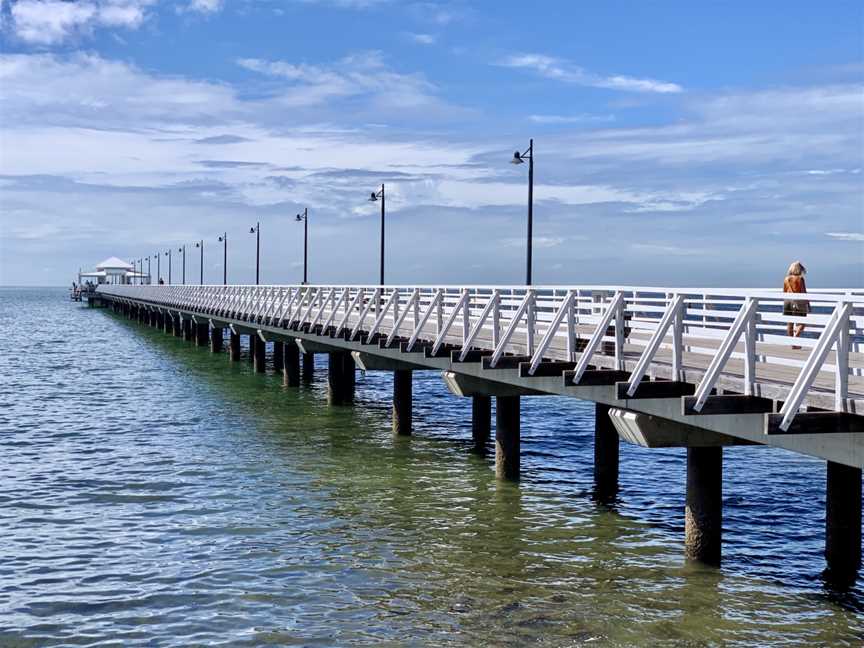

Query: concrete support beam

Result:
[495,395,520,481]
[253,337,266,373]
[283,340,300,387]
[273,340,284,372]
[327,351,355,405]
[195,322,209,347]
[685,447,723,565]
[229,331,241,361]
[471,395,491,453]
[825,461,862,586]
[393,369,413,436]
[594,403,619,501]
[302,351,315,383]
[210,328,223,353]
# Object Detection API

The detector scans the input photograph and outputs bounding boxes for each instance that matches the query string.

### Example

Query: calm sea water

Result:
[0,287,862,647]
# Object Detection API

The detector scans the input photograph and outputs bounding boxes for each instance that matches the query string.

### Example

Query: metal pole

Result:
[223,234,227,285]
[303,207,308,284]
[256,222,260,285]
[200,240,204,285]
[526,138,533,286]
[380,184,385,286]
[181,245,186,285]
[168,250,172,285]
[156,254,160,284]
[147,257,151,285]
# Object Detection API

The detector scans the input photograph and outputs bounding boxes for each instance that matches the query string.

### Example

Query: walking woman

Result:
[783,261,809,348]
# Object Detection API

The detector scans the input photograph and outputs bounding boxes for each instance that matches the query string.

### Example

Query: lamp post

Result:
[295,207,308,284]
[166,249,172,285]
[510,138,534,285]
[218,233,227,285]
[179,245,186,285]
[138,258,143,285]
[249,222,260,285]
[195,240,204,285]
[155,253,160,285]
[146,256,151,285]
[368,184,385,285]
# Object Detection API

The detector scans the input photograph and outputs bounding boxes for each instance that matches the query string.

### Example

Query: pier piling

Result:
[495,395,520,480]
[273,340,284,372]
[593,403,620,501]
[302,352,315,382]
[825,461,862,585]
[229,331,241,361]
[327,351,355,405]
[284,342,300,386]
[210,327,223,353]
[471,395,492,453]
[685,447,723,565]
[253,337,266,373]
[393,369,413,436]
[195,322,208,347]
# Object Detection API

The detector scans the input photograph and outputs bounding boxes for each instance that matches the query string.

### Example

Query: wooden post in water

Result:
[825,461,862,586]
[195,322,208,347]
[229,331,241,361]
[272,340,284,372]
[495,395,520,480]
[685,447,722,565]
[253,336,266,373]
[247,335,256,363]
[472,395,491,453]
[593,403,619,501]
[393,369,412,436]
[302,352,315,382]
[210,327,223,353]
[284,341,300,386]
[327,351,354,405]
[183,319,193,342]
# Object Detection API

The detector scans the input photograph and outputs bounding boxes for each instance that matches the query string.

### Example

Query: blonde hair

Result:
[786,261,806,276]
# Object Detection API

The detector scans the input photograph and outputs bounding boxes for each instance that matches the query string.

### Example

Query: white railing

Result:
[97,284,864,430]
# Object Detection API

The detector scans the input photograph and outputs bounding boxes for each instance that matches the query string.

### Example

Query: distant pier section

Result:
[86,283,863,585]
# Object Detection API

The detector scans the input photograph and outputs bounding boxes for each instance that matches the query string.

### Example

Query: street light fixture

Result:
[295,208,309,284]
[146,256,151,285]
[511,138,534,285]
[249,222,260,285]
[368,184,385,285]
[165,249,172,285]
[178,245,186,285]
[195,240,204,285]
[217,233,227,285]
[155,253,161,285]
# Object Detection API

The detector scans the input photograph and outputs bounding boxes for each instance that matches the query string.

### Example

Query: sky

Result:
[0,0,862,287]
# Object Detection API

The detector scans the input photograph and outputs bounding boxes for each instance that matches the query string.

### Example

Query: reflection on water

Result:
[0,288,862,646]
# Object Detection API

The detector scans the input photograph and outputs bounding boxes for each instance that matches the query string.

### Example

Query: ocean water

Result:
[0,287,861,646]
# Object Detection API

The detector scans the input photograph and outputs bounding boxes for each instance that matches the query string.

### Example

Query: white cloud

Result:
[236,51,450,112]
[529,113,615,124]
[186,0,223,12]
[405,32,436,45]
[826,232,864,242]
[7,0,153,45]
[500,53,683,94]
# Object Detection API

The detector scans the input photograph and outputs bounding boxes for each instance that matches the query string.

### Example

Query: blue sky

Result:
[0,0,862,287]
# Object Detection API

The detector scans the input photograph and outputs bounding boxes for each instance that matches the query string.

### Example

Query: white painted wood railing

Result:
[97,284,864,430]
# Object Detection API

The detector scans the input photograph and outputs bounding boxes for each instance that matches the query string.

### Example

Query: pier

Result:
[89,283,863,583]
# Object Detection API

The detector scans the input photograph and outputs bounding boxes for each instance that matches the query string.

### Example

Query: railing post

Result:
[614,292,625,370]
[492,291,501,347]
[526,290,536,356]
[462,288,470,346]
[744,300,757,395]
[836,300,851,412]
[672,294,684,382]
